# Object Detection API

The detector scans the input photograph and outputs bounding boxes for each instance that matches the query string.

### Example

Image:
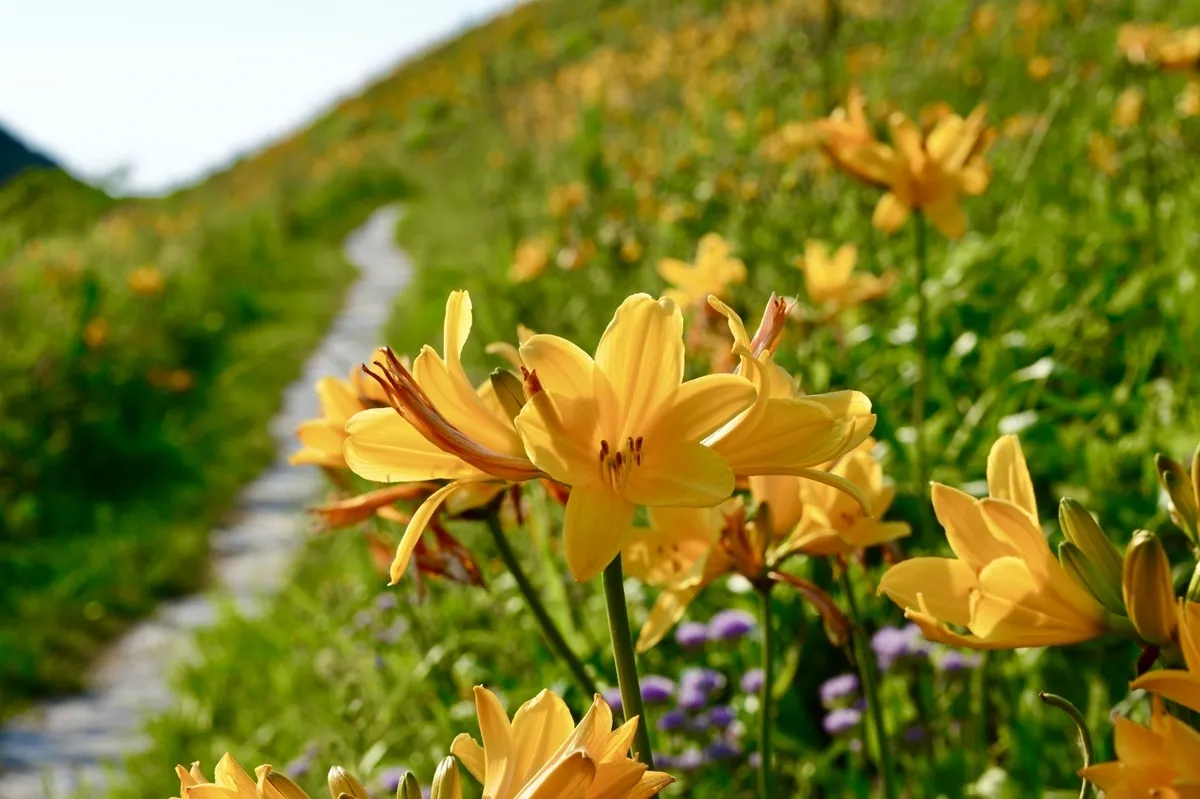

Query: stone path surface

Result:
[0,206,412,798]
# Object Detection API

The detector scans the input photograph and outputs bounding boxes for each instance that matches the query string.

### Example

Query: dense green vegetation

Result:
[7,0,1200,795]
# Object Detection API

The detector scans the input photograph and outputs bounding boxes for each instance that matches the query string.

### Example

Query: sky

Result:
[0,0,518,194]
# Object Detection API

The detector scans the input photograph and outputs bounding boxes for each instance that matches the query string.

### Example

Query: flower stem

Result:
[602,555,655,766]
[839,569,895,799]
[757,582,776,799]
[912,210,932,538]
[483,513,598,698]
[1038,692,1094,799]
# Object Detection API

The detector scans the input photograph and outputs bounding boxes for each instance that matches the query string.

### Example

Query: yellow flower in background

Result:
[656,233,747,307]
[1088,131,1120,176]
[1079,697,1200,796]
[172,753,316,799]
[796,240,894,316]
[1027,55,1053,81]
[128,265,165,296]
[509,237,551,283]
[515,294,756,581]
[83,317,108,349]
[1113,86,1145,130]
[1178,81,1200,117]
[779,441,911,558]
[1119,23,1200,71]
[972,3,998,37]
[816,86,877,182]
[548,181,588,217]
[450,686,674,798]
[821,92,994,239]
[1132,602,1200,711]
[879,435,1114,650]
[345,292,539,583]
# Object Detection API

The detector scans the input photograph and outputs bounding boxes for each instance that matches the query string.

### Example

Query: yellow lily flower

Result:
[878,435,1113,649]
[510,236,551,284]
[290,347,390,469]
[816,85,876,183]
[1079,696,1200,797]
[1132,602,1200,712]
[450,686,674,799]
[777,441,911,558]
[171,753,315,799]
[821,93,993,240]
[514,293,756,581]
[703,296,876,501]
[1119,23,1200,71]
[656,233,747,308]
[345,291,541,583]
[795,240,895,317]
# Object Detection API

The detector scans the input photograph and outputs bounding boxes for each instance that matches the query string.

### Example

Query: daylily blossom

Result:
[449,686,674,798]
[1079,695,1200,796]
[878,436,1119,649]
[510,236,552,283]
[656,233,747,307]
[290,348,390,469]
[171,753,323,799]
[515,293,756,581]
[820,90,994,239]
[795,240,894,316]
[344,291,537,583]
[1131,601,1200,712]
[1118,23,1200,71]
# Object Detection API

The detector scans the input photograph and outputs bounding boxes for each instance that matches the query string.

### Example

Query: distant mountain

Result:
[0,124,56,185]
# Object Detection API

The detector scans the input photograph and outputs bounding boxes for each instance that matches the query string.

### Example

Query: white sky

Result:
[0,0,518,194]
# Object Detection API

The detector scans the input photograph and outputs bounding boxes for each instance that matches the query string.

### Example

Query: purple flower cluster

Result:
[822,707,863,736]
[819,672,862,737]
[647,664,750,776]
[871,623,932,671]
[670,607,757,650]
[937,650,982,672]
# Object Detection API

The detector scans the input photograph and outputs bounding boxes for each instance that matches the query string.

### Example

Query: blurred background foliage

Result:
[4,0,1200,795]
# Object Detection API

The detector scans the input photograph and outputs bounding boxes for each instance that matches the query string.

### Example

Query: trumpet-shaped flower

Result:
[796,240,894,316]
[878,435,1115,649]
[1132,602,1200,712]
[449,686,674,799]
[656,233,747,308]
[1079,696,1200,797]
[821,91,993,239]
[345,291,541,583]
[171,753,317,799]
[514,293,756,581]
[290,348,390,469]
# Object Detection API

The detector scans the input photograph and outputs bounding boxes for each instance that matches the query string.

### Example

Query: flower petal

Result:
[315,377,362,423]
[625,440,735,508]
[510,690,577,787]
[474,685,516,798]
[872,192,911,234]
[623,507,721,587]
[563,484,637,582]
[345,408,482,483]
[985,435,1037,520]
[878,557,976,628]
[520,334,596,400]
[648,373,755,442]
[1131,671,1200,714]
[636,584,703,652]
[389,480,483,585]
[450,734,486,783]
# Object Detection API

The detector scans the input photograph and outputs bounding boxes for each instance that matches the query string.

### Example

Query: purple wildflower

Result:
[706,738,741,761]
[375,592,398,611]
[680,667,725,695]
[602,687,623,712]
[674,748,704,771]
[708,609,757,640]
[819,673,860,707]
[677,685,708,711]
[675,621,709,648]
[641,675,676,704]
[657,709,687,732]
[740,668,765,695]
[939,651,982,672]
[903,726,927,746]
[709,706,735,728]
[822,707,863,735]
[690,712,711,732]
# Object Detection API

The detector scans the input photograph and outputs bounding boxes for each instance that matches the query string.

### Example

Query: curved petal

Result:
[878,557,976,628]
[389,481,484,584]
[345,408,482,483]
[648,373,755,442]
[517,750,595,799]
[1131,671,1200,713]
[214,754,256,793]
[515,394,600,486]
[315,377,362,423]
[749,474,805,537]
[290,420,348,468]
[510,690,577,786]
[593,294,684,441]
[519,334,596,401]
[623,506,721,587]
[625,440,734,508]
[710,397,845,475]
[986,435,1037,520]
[443,290,474,385]
[450,734,486,784]
[413,347,522,456]
[628,771,675,798]
[473,685,516,799]
[930,483,1012,570]
[563,484,637,582]
[872,192,911,234]
[636,584,703,652]
[924,191,966,240]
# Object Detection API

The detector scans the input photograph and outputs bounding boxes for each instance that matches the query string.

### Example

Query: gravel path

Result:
[0,206,412,798]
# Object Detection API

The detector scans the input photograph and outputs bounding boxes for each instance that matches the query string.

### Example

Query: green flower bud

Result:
[397,772,422,799]
[1058,541,1125,614]
[327,766,370,799]
[430,757,462,799]
[1122,530,1178,646]
[1058,499,1123,591]
[489,368,527,422]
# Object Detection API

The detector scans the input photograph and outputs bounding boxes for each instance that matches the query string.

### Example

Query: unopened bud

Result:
[430,757,462,799]
[256,768,310,799]
[1157,452,1199,541]
[1122,530,1178,646]
[397,771,422,799]
[328,766,370,799]
[1058,541,1125,614]
[489,368,526,422]
[1058,499,1123,594]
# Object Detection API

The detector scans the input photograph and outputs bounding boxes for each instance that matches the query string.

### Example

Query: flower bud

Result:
[1058,499,1123,592]
[328,766,370,799]
[397,772,422,799]
[1157,452,1199,541]
[256,767,310,799]
[1058,541,1125,614]
[489,368,526,422]
[1122,530,1178,646]
[430,756,462,799]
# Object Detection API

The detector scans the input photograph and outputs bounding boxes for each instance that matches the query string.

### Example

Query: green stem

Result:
[483,513,598,698]
[839,570,895,799]
[1038,692,1094,799]
[602,555,655,766]
[757,583,776,799]
[913,210,932,539]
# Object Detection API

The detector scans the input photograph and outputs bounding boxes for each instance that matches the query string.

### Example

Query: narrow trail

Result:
[0,206,412,798]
